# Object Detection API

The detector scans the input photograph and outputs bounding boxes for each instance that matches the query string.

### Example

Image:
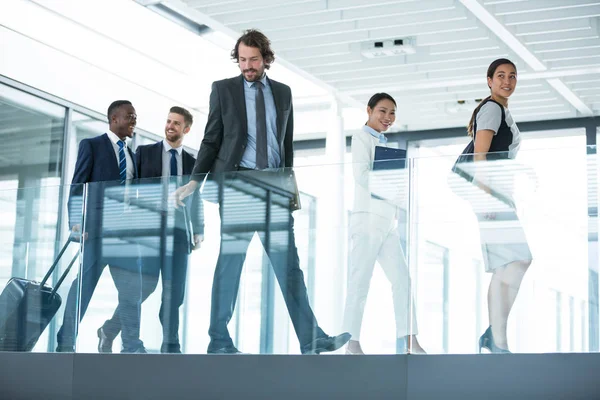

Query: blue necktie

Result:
[117,140,127,184]
[169,149,178,177]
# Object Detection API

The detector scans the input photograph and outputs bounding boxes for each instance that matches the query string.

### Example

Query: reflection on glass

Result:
[0,84,67,352]
[412,141,592,354]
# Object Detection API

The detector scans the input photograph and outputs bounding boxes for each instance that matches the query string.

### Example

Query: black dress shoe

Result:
[301,332,352,355]
[97,327,114,354]
[122,346,147,354]
[56,345,75,353]
[160,343,182,354]
[207,345,242,354]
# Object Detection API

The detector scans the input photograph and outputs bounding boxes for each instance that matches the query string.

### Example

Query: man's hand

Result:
[192,234,204,251]
[173,180,199,208]
[70,224,88,242]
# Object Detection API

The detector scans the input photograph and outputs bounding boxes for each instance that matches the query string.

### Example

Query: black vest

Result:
[452,99,514,180]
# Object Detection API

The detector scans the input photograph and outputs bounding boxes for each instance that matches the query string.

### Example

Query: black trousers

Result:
[208,210,325,350]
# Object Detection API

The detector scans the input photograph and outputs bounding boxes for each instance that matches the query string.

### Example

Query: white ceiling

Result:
[140,0,600,133]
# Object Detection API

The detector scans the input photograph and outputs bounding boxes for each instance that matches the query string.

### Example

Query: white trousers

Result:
[342,212,418,340]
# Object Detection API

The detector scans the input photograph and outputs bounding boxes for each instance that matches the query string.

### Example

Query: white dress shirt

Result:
[161,139,183,178]
[106,129,134,180]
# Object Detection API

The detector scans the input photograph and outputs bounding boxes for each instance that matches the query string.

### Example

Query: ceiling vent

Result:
[361,38,416,58]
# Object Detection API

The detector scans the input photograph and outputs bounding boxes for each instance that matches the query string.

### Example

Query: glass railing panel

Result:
[72,175,206,354]
[294,157,412,355]
[74,163,409,355]
[3,145,597,356]
[410,145,594,354]
[0,183,83,353]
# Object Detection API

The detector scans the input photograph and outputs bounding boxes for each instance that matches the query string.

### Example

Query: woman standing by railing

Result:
[453,58,533,353]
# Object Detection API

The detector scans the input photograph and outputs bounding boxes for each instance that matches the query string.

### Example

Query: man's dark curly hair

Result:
[231,29,275,69]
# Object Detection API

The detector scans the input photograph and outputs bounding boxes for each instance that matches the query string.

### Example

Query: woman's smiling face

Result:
[367,98,396,133]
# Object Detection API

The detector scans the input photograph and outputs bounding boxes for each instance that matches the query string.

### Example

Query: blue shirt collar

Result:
[363,125,388,144]
[244,74,268,88]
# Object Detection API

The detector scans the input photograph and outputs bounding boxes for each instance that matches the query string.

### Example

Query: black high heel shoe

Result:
[478,326,511,354]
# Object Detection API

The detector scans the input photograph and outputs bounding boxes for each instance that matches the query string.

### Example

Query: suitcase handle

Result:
[50,253,79,297]
[39,238,75,289]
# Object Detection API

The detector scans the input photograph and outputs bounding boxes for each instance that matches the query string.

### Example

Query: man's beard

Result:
[243,68,263,82]
[166,130,182,142]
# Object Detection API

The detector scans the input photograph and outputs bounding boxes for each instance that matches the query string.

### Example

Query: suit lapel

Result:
[230,75,248,138]
[182,150,194,175]
[101,133,120,178]
[150,142,163,177]
[127,147,137,179]
[268,77,285,143]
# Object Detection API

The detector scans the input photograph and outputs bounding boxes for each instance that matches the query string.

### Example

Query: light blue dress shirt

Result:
[362,124,388,144]
[240,74,281,169]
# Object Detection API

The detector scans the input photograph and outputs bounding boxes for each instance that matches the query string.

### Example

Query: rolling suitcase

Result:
[0,239,79,352]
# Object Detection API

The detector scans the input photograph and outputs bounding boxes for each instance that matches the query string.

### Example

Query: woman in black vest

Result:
[455,58,532,353]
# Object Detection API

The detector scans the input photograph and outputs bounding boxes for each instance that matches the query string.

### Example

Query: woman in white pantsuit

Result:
[343,93,425,355]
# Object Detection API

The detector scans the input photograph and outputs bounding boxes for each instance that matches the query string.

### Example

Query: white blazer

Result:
[351,129,397,220]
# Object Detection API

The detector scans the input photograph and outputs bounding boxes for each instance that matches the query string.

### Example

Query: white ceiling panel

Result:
[140,0,600,133]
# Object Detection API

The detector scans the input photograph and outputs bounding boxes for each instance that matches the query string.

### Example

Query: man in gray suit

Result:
[175,29,350,354]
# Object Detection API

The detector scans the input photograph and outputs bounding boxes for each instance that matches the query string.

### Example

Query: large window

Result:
[0,83,67,351]
[0,84,65,285]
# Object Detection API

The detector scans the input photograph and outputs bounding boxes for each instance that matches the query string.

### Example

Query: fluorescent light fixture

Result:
[543,54,600,62]
[515,26,592,37]
[525,34,598,46]
[569,87,600,92]
[512,109,573,119]
[536,45,600,54]
[505,14,600,27]
[521,66,600,79]
[430,46,500,56]
[569,78,600,84]
[511,97,560,104]
[496,3,600,16]
[422,36,490,47]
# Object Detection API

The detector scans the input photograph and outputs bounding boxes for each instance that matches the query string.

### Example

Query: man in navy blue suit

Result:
[97,106,204,353]
[56,100,146,353]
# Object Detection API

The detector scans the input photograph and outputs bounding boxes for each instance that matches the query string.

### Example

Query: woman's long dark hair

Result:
[367,92,396,110]
[467,58,517,136]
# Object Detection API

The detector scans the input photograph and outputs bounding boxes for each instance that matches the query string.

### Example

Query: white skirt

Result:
[476,210,532,272]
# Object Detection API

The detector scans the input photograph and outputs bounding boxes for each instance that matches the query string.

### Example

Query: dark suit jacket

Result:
[191,75,294,176]
[135,141,204,235]
[190,75,300,210]
[68,133,137,239]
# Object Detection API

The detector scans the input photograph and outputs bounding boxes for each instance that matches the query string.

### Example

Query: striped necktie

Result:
[117,140,127,184]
